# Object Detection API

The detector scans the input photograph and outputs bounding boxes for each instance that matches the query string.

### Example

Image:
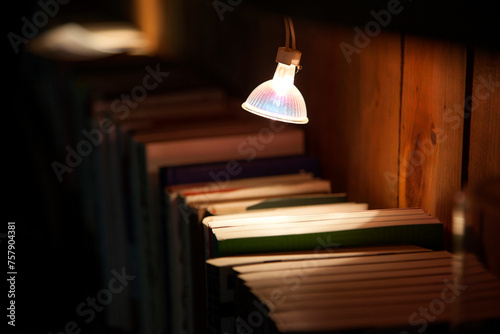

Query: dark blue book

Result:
[159,154,321,188]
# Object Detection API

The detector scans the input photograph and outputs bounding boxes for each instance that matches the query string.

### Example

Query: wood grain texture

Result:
[400,36,467,249]
[347,32,401,209]
[298,21,401,211]
[298,21,359,194]
[467,49,500,188]
[466,48,500,277]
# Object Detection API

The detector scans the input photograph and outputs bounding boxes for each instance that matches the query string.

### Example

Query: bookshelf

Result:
[8,0,500,333]
[170,2,500,252]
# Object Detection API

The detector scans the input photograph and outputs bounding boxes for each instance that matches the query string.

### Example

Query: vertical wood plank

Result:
[347,32,401,209]
[133,0,162,54]
[400,36,467,249]
[132,0,185,58]
[298,21,359,194]
[299,22,401,209]
[468,49,500,188]
[466,49,500,275]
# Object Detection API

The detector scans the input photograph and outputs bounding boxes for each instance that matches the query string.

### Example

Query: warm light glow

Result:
[28,22,150,60]
[242,62,308,124]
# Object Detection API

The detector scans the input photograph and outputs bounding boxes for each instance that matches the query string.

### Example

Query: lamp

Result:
[242,16,308,124]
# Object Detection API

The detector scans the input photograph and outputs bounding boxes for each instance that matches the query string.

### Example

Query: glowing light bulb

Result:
[242,16,308,124]
[242,62,308,124]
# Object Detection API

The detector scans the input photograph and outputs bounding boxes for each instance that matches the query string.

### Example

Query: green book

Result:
[212,218,443,257]
[245,193,348,210]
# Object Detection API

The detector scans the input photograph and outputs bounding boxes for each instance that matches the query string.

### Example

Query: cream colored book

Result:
[183,178,331,206]
[171,172,315,198]
[145,127,305,173]
[213,217,441,240]
[205,207,427,229]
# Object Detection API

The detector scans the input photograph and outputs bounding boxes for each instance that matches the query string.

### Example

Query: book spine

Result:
[214,224,444,257]
[159,155,320,188]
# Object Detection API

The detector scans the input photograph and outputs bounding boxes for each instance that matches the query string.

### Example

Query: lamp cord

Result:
[284,15,290,49]
[289,16,296,50]
[284,15,296,50]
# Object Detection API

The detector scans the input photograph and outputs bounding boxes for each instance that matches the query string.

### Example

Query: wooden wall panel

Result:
[299,22,401,210]
[400,36,467,248]
[347,32,401,209]
[298,21,359,193]
[468,49,500,188]
[466,49,500,276]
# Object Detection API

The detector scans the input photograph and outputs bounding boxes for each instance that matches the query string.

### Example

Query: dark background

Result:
[4,1,500,333]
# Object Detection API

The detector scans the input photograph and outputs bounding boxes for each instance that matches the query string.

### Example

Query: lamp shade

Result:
[242,62,308,124]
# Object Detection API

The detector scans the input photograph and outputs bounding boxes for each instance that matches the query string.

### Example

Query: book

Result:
[182,178,331,206]
[67,56,230,334]
[165,174,334,334]
[211,216,443,258]
[110,80,309,334]
[170,172,317,197]
[99,125,134,331]
[245,193,346,210]
[203,193,353,216]
[204,200,367,218]
[231,251,500,333]
[204,207,426,228]
[142,123,306,173]
[205,245,432,334]
[204,207,442,259]
[96,86,233,132]
[159,154,321,188]
[203,202,387,259]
